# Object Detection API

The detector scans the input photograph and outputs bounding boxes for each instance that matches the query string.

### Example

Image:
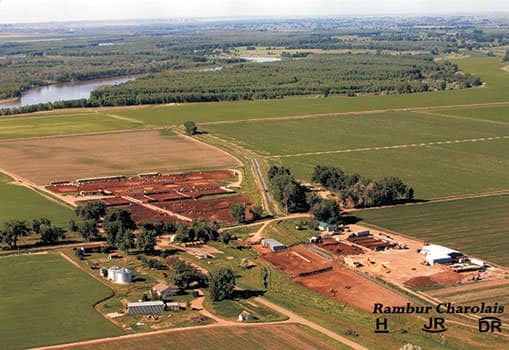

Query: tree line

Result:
[312,165,414,208]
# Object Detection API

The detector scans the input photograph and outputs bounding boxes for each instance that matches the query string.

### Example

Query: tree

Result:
[219,232,232,244]
[209,267,236,302]
[262,267,270,289]
[74,248,85,260]
[136,227,157,253]
[103,209,137,247]
[0,220,31,249]
[117,229,135,254]
[77,219,99,241]
[230,203,246,223]
[184,121,198,135]
[39,225,65,245]
[310,199,342,225]
[504,50,509,63]
[75,201,106,221]
[173,265,208,290]
[32,217,51,234]
[250,205,264,220]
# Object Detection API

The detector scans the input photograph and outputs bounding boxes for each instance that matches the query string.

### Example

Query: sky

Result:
[0,0,508,24]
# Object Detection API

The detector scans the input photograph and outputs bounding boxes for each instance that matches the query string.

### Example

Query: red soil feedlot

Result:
[47,170,251,224]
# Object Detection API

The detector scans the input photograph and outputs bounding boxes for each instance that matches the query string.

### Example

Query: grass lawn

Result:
[355,194,509,266]
[265,218,317,246]
[279,139,509,199]
[67,324,350,350]
[0,173,74,227]
[205,298,287,322]
[0,112,141,139]
[0,253,121,350]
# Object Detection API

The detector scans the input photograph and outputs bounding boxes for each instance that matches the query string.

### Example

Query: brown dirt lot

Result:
[0,130,240,185]
[295,265,409,312]
[259,245,333,277]
[259,245,409,312]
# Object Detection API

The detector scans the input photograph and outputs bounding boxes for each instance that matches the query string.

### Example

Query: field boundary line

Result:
[103,112,145,124]
[413,110,509,125]
[268,135,509,158]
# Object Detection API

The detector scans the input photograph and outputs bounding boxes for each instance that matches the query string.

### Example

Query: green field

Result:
[68,324,350,350]
[0,253,121,349]
[0,112,141,140]
[0,173,73,227]
[356,194,509,266]
[203,111,509,156]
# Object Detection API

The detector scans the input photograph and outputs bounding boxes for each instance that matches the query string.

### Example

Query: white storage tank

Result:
[106,266,132,284]
[115,268,132,284]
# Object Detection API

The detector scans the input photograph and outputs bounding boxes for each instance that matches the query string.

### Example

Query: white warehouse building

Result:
[420,244,462,266]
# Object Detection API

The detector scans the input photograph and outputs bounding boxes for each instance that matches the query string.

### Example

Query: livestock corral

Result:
[47,170,251,224]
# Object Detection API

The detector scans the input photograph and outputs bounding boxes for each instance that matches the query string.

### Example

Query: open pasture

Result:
[0,173,73,226]
[0,253,121,350]
[0,130,240,185]
[356,194,509,266]
[61,324,348,350]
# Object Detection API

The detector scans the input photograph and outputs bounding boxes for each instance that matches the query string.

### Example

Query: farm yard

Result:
[0,253,121,350]
[0,130,240,185]
[356,195,509,266]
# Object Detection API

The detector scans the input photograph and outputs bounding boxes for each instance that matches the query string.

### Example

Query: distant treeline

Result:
[90,54,481,106]
[312,165,414,208]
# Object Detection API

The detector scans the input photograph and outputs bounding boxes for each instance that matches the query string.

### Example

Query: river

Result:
[0,76,135,109]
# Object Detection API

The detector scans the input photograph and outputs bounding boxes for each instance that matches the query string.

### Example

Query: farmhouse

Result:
[152,282,180,298]
[127,301,166,315]
[420,244,462,266]
[318,221,336,232]
[261,238,286,252]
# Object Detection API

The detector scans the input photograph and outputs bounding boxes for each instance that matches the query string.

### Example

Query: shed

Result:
[127,301,166,315]
[261,238,286,252]
[238,311,255,322]
[166,302,180,312]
